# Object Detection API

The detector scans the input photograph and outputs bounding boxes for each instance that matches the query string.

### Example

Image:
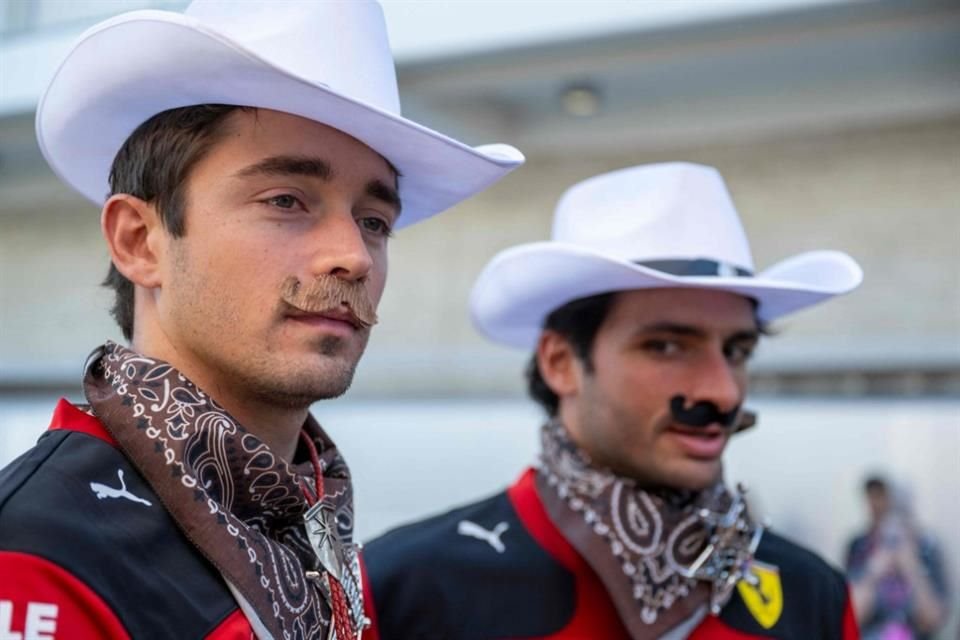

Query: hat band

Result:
[638,258,753,278]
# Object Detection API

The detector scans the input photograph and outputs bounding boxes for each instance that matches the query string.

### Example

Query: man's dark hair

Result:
[526,292,618,417]
[864,475,889,494]
[103,104,247,340]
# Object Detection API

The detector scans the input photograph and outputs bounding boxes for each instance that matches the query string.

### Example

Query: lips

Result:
[285,307,363,336]
[665,424,729,459]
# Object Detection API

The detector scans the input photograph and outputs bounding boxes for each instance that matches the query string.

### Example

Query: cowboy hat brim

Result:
[470,243,863,348]
[36,10,524,228]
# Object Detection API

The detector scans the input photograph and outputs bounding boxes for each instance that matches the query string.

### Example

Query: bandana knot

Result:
[537,419,763,638]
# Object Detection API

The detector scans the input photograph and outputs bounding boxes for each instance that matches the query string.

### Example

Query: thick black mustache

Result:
[669,395,740,428]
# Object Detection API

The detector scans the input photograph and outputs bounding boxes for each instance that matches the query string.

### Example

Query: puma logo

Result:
[457,520,509,553]
[90,469,152,507]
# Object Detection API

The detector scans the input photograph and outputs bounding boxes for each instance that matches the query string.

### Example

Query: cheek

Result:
[367,250,389,305]
[735,370,749,395]
[588,373,658,431]
[609,360,676,404]
[606,375,674,442]
[173,244,279,313]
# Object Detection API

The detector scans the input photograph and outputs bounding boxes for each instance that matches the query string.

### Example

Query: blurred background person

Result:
[847,475,949,640]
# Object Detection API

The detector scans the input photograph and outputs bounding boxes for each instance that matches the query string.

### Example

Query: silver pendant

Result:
[304,501,343,581]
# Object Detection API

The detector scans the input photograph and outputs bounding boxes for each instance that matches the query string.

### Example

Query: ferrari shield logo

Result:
[737,561,783,629]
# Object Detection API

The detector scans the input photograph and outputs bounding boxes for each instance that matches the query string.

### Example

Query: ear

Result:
[536,330,584,400]
[101,194,166,289]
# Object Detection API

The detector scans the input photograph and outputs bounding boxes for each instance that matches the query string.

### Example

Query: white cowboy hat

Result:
[470,162,863,348]
[35,0,524,229]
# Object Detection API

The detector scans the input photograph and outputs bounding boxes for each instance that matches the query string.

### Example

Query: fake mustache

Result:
[280,275,378,329]
[669,394,742,429]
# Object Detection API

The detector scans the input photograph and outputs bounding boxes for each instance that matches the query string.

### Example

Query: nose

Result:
[687,348,744,416]
[306,210,374,282]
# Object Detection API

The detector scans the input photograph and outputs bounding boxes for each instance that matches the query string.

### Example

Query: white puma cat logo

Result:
[90,469,153,507]
[457,520,509,553]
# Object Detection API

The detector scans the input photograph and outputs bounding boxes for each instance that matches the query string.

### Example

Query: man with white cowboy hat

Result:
[0,1,522,639]
[364,163,862,639]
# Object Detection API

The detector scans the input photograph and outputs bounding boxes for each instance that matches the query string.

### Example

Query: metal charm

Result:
[304,500,343,581]
[667,483,766,614]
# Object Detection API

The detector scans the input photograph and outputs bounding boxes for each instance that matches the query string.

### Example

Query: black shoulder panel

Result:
[365,490,575,640]
[0,431,237,639]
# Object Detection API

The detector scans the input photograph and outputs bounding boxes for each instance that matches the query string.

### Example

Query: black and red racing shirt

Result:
[0,399,252,639]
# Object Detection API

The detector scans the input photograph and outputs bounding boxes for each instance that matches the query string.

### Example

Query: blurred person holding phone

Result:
[847,475,949,640]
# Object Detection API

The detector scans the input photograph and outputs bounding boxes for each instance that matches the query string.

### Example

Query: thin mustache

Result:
[280,275,378,329]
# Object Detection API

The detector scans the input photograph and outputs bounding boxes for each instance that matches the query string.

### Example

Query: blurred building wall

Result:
[3,114,958,395]
[2,0,957,397]
[364,114,960,395]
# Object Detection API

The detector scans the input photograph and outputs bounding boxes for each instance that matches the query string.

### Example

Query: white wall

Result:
[4,117,958,393]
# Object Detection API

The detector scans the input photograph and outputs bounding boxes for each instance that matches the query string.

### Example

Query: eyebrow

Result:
[637,322,760,342]
[234,154,402,217]
[726,330,761,344]
[234,155,333,181]
[367,179,402,217]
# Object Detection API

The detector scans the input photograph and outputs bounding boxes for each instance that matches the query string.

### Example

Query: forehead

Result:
[603,288,758,333]
[197,108,396,184]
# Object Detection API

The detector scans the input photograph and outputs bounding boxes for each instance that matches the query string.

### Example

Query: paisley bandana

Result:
[82,342,364,640]
[537,419,762,639]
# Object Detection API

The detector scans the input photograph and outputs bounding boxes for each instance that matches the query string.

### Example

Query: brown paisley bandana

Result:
[82,342,364,640]
[537,419,763,639]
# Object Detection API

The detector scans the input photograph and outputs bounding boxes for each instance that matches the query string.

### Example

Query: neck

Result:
[547,413,710,498]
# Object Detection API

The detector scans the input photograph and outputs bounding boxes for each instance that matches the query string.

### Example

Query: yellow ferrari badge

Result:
[737,561,783,629]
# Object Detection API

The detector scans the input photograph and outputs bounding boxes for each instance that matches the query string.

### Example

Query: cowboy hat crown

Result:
[185,0,400,113]
[36,0,524,228]
[470,162,863,348]
[553,163,754,273]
